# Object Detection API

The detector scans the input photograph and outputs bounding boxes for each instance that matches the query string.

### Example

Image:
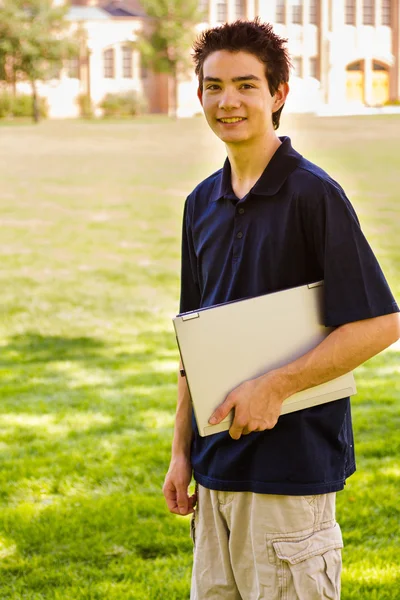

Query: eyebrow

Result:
[203,75,262,83]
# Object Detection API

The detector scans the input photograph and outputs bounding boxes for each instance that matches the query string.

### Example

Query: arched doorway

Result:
[371,61,389,106]
[346,60,364,103]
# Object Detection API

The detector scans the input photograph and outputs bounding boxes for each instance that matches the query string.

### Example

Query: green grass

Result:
[0,114,399,599]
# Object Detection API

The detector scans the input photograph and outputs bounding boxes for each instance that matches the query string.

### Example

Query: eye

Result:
[205,84,220,91]
[240,83,255,89]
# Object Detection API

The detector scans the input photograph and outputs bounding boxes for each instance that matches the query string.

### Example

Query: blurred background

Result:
[1,0,400,120]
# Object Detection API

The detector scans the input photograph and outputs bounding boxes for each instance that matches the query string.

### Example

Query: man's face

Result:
[198,50,287,146]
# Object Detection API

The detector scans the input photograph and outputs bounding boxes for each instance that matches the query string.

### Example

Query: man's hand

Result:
[163,455,196,516]
[208,314,400,441]
[209,371,289,440]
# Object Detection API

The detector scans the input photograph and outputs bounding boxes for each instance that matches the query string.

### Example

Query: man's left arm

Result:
[209,312,400,440]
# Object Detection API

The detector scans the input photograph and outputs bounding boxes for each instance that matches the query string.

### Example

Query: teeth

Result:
[219,118,245,123]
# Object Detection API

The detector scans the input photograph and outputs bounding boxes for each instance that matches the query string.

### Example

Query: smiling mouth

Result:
[217,117,247,123]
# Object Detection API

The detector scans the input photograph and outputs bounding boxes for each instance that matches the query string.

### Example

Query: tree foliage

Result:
[0,0,77,121]
[138,0,204,116]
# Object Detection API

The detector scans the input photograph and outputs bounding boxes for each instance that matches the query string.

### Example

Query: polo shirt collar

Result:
[210,136,303,201]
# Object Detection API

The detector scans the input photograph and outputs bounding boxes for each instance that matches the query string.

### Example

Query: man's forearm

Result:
[271,312,400,398]
[163,363,195,515]
[209,312,399,438]
[171,363,193,458]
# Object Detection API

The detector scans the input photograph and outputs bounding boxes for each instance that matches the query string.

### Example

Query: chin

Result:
[220,134,250,144]
[213,128,248,142]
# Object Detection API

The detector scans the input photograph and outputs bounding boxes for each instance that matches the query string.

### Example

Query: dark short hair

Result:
[192,18,291,130]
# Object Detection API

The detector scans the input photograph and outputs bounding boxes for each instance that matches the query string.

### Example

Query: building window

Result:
[292,57,302,77]
[347,60,362,70]
[373,61,387,71]
[292,1,303,25]
[363,0,375,25]
[216,0,227,23]
[104,48,115,78]
[122,46,132,78]
[67,57,80,79]
[235,0,246,19]
[345,0,356,25]
[276,0,285,24]
[198,0,208,19]
[309,57,318,79]
[309,0,318,25]
[382,0,391,26]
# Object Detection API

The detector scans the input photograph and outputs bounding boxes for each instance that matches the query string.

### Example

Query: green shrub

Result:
[12,94,47,118]
[0,92,48,119]
[99,91,147,118]
[0,92,13,118]
[77,93,94,119]
[384,99,400,107]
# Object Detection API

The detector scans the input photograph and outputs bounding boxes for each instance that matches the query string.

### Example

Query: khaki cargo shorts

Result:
[190,485,343,600]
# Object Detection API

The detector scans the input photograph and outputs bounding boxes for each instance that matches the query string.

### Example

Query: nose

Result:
[218,88,241,111]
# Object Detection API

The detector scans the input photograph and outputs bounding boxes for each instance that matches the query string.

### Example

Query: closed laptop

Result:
[173,281,357,437]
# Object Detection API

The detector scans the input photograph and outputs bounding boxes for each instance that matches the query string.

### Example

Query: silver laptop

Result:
[173,281,356,437]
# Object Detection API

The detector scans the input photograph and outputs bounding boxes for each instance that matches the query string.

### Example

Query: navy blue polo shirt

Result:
[180,136,399,495]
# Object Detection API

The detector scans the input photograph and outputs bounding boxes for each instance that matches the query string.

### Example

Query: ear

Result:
[273,82,289,111]
[197,87,203,106]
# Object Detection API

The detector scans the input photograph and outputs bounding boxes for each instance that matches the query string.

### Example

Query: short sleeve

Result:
[179,197,201,314]
[307,180,399,327]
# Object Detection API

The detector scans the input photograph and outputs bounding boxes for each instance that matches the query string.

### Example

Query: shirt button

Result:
[238,207,245,215]
[237,231,243,239]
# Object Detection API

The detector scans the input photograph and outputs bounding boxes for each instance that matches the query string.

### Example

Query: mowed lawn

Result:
[0,114,399,599]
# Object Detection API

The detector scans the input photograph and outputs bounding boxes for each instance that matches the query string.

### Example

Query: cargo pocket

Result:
[272,524,343,600]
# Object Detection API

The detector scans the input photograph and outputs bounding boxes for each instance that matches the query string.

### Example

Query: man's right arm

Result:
[162,361,195,516]
[163,197,199,515]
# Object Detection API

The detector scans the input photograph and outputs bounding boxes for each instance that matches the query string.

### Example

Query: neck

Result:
[226,133,282,199]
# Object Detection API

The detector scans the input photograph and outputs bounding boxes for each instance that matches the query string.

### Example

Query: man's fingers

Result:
[229,410,247,440]
[229,409,254,440]
[164,490,192,515]
[229,417,244,440]
[163,482,179,513]
[187,493,197,513]
[163,480,190,515]
[209,394,235,425]
[176,486,190,515]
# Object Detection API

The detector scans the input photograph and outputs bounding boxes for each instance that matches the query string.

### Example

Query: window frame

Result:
[363,0,375,26]
[122,45,133,79]
[235,0,246,19]
[275,0,285,24]
[309,56,318,79]
[381,0,391,26]
[104,48,115,79]
[198,0,208,19]
[216,0,227,23]
[345,0,356,25]
[291,1,303,25]
[309,0,318,25]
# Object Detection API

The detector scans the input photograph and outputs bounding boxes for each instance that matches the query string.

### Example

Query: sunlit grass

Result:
[0,115,399,598]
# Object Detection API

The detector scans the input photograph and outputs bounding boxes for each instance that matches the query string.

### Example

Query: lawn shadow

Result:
[0,333,107,365]
[0,330,178,505]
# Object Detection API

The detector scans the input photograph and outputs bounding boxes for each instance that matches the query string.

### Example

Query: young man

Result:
[163,19,400,600]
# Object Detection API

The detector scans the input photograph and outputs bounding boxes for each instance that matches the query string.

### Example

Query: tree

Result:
[0,0,77,122]
[138,0,204,117]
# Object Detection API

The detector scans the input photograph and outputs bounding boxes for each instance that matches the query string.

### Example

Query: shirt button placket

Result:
[233,205,245,262]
